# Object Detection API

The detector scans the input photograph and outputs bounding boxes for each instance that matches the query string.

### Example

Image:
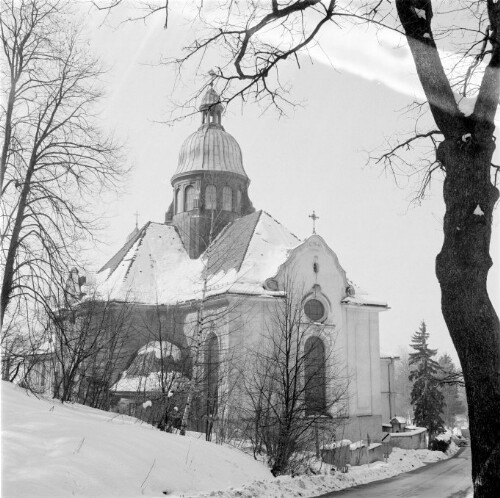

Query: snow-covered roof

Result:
[95,211,301,304]
[95,210,387,308]
[390,428,426,437]
[342,280,388,308]
[138,341,181,362]
[391,416,407,424]
[112,371,187,393]
[380,352,400,359]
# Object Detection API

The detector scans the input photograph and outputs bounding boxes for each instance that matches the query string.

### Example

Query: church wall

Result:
[223,295,274,417]
[369,312,382,417]
[380,357,398,423]
[343,307,383,422]
[339,414,383,443]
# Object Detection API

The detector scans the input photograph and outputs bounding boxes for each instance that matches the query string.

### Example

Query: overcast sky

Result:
[81,1,499,361]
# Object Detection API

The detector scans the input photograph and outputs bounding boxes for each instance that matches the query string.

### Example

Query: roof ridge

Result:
[121,222,152,282]
[235,210,262,273]
[260,210,301,242]
[98,222,151,275]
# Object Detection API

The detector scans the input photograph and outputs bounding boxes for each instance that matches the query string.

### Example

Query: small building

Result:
[390,416,407,433]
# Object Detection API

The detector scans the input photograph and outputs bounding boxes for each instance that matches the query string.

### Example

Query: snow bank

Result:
[181,445,461,498]
[1,381,271,497]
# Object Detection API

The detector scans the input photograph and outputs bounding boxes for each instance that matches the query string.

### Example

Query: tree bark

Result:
[396,1,500,495]
[436,137,500,497]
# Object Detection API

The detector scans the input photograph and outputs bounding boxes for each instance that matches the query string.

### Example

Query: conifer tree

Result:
[409,321,445,442]
[438,353,466,429]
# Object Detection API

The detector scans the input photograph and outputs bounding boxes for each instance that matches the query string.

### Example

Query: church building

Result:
[93,87,391,443]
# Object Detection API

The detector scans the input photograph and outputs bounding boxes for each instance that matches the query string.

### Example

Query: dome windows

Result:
[222,186,232,211]
[185,186,196,211]
[205,185,217,209]
[236,189,242,212]
[175,189,182,214]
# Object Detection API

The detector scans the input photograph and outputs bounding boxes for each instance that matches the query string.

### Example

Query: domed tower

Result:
[165,86,255,259]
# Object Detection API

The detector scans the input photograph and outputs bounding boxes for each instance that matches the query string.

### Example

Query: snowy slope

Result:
[1,381,272,497]
[1,382,461,498]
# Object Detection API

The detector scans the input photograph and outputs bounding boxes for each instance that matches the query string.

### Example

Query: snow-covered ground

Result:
[1,382,271,497]
[1,382,459,498]
[182,444,459,498]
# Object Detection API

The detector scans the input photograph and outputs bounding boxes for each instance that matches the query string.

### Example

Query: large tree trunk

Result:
[436,137,500,497]
[395,1,500,494]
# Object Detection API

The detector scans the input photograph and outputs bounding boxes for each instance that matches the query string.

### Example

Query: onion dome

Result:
[172,87,248,180]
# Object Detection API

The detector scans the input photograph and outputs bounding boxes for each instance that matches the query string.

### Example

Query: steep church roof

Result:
[95,211,300,304]
[94,211,386,308]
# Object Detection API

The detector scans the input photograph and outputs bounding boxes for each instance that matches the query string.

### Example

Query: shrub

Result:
[429,438,450,452]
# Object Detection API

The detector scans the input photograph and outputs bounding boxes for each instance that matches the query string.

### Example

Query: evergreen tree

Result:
[409,321,445,442]
[437,354,467,429]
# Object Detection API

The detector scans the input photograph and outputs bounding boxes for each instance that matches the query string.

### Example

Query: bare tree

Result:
[51,292,132,406]
[238,269,348,476]
[394,347,414,422]
[437,353,467,429]
[0,302,52,386]
[0,0,123,336]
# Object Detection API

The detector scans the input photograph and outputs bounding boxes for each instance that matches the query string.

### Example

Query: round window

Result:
[304,299,325,322]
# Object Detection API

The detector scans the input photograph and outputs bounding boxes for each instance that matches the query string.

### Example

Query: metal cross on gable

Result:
[309,210,319,234]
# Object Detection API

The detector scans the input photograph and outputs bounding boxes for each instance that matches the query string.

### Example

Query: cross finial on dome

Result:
[208,69,217,86]
[309,210,319,234]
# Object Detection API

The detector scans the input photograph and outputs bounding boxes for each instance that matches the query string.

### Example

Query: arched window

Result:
[222,186,232,211]
[236,189,242,212]
[205,332,219,422]
[185,185,195,211]
[304,336,326,415]
[205,185,217,210]
[175,189,182,214]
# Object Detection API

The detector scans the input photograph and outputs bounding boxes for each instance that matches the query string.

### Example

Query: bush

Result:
[429,438,450,452]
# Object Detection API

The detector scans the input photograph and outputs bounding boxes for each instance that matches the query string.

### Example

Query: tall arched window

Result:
[205,332,219,422]
[205,185,217,209]
[175,189,182,214]
[185,185,195,211]
[222,186,232,211]
[236,189,242,212]
[304,336,326,415]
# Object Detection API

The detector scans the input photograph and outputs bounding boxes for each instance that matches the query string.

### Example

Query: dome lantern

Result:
[200,85,224,126]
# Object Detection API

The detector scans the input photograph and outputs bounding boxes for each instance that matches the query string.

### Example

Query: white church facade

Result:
[92,87,391,443]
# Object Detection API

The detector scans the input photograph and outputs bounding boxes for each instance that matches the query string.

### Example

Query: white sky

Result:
[80,2,499,362]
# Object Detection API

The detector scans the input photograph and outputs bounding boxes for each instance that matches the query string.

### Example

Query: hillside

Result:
[0,382,272,497]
